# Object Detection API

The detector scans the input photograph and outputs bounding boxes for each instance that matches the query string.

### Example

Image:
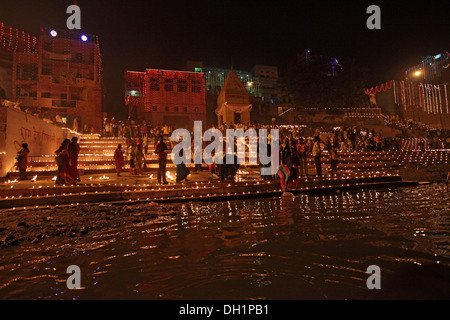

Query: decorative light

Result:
[50,30,57,37]
[81,35,88,42]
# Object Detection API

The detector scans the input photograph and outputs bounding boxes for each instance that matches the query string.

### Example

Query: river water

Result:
[0,183,449,300]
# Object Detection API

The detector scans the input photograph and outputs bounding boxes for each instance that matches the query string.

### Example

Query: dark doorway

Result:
[234,112,241,123]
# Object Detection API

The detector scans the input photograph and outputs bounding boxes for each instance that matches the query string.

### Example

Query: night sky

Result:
[1,0,449,115]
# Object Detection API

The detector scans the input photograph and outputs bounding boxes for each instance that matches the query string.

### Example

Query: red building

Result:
[0,22,38,101]
[125,69,206,130]
[1,23,103,133]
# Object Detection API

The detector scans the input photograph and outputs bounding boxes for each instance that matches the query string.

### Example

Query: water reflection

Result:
[0,184,449,299]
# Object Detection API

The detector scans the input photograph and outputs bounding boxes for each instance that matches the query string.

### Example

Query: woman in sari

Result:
[114,144,125,176]
[176,144,190,182]
[60,142,77,184]
[133,144,145,175]
[55,139,70,185]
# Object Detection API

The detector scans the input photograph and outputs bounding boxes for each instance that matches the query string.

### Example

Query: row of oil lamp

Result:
[1,170,399,195]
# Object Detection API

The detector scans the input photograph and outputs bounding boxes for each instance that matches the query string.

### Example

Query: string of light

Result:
[364,80,450,115]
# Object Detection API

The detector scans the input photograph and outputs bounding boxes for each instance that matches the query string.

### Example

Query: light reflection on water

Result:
[0,184,449,299]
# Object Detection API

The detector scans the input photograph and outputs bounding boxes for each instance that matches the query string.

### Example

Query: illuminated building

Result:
[186,61,261,97]
[125,69,206,129]
[0,23,104,132]
[364,52,450,129]
[405,52,449,83]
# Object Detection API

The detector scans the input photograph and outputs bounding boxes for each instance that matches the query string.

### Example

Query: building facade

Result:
[0,22,38,101]
[186,61,261,97]
[1,23,103,132]
[367,52,450,129]
[405,52,449,84]
[251,65,278,104]
[125,69,206,130]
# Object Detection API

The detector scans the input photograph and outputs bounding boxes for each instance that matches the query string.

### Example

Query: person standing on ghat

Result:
[155,135,168,184]
[280,137,292,168]
[17,143,30,181]
[60,140,77,184]
[128,141,137,175]
[296,137,309,178]
[55,139,70,185]
[114,144,125,176]
[312,136,322,178]
[175,141,190,183]
[68,136,81,183]
[330,141,339,175]
[133,144,145,175]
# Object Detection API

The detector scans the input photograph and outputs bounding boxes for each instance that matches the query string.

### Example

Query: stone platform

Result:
[1,134,447,211]
[0,169,418,211]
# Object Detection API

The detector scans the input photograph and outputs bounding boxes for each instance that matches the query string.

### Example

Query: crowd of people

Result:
[104,119,449,188]
[380,114,450,149]
[14,116,448,186]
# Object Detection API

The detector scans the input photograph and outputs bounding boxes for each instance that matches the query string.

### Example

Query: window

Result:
[174,106,178,112]
[44,41,52,51]
[71,94,79,100]
[42,65,52,75]
[75,53,83,62]
[183,107,187,112]
[150,83,160,91]
[152,106,157,112]
[194,107,199,113]
[177,80,187,92]
[42,92,51,98]
[149,78,160,91]
[165,106,170,112]
[164,79,174,91]
[61,94,67,100]
[192,80,202,93]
